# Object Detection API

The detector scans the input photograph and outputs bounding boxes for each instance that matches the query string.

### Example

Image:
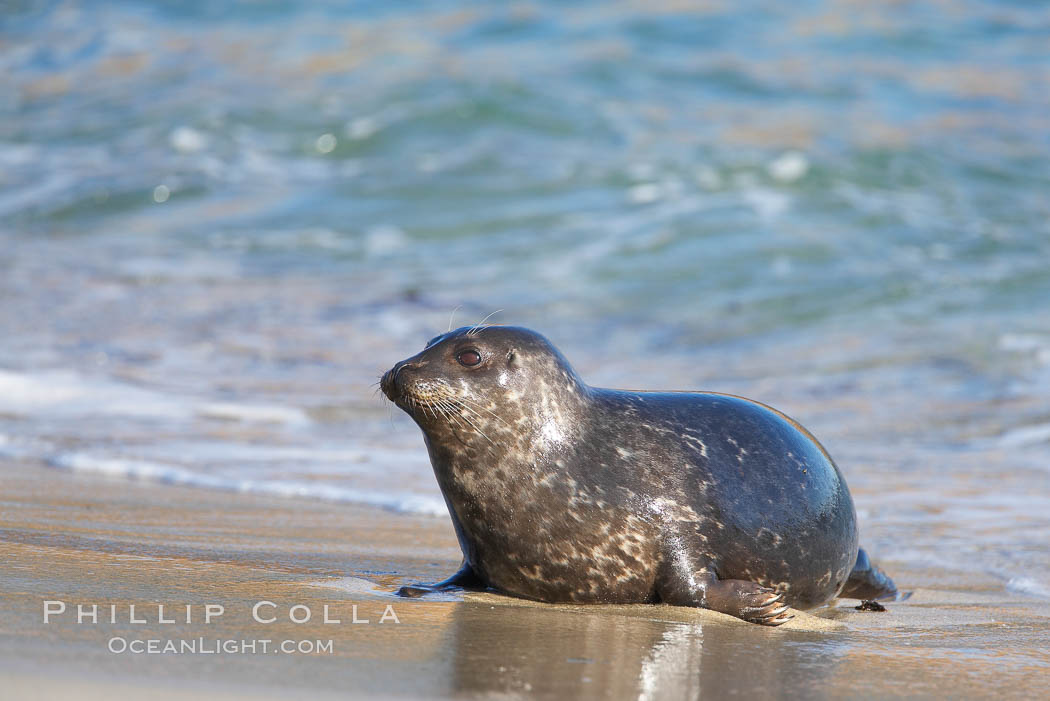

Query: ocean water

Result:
[3,2,1050,596]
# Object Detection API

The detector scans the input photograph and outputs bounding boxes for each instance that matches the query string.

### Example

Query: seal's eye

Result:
[457,349,482,367]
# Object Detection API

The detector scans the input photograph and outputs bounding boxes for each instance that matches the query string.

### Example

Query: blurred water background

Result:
[2,1,1049,597]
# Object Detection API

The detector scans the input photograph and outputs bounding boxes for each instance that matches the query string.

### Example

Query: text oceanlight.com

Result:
[107,637,335,655]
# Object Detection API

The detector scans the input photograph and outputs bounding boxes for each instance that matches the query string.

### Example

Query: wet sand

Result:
[2,461,1048,700]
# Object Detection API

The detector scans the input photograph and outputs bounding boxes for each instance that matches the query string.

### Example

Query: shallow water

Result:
[3,1,1050,601]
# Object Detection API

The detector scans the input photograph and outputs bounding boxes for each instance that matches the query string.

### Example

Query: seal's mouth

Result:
[380,362,409,405]
[380,360,436,413]
[381,362,466,426]
[379,363,498,446]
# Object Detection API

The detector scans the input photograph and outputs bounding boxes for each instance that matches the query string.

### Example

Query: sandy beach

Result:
[2,460,1048,700]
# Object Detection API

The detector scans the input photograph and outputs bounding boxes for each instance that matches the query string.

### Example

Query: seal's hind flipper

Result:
[839,547,901,601]
[397,560,485,598]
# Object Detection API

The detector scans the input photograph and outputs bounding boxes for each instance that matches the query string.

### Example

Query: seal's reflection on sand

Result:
[445,598,838,699]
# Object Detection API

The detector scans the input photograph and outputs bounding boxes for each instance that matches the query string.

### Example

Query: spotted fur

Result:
[381,326,894,624]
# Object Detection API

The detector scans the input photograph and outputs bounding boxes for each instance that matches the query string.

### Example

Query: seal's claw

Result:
[745,597,794,625]
[761,609,796,626]
[396,584,432,598]
[760,591,784,607]
[740,587,782,612]
[745,597,792,624]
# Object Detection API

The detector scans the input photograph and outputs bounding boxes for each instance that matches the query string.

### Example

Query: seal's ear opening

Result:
[507,350,521,369]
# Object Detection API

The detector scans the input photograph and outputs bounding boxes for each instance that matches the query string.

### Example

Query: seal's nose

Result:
[380,368,395,400]
[381,360,418,401]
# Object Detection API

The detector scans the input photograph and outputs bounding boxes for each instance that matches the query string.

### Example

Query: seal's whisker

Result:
[437,399,495,444]
[434,399,459,423]
[459,411,497,445]
[467,309,503,336]
[455,401,502,433]
[447,304,463,333]
[438,401,461,427]
[456,413,495,445]
[434,400,454,425]
[444,406,472,439]
[432,398,483,442]
[413,391,507,438]
[457,397,511,426]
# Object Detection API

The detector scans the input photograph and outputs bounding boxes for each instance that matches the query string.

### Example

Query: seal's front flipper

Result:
[396,560,484,598]
[703,579,795,626]
[839,547,902,601]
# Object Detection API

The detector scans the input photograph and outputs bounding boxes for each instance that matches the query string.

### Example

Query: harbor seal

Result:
[381,325,898,625]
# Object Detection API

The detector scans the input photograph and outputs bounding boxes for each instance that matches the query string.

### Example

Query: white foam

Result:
[742,187,790,220]
[999,333,1050,365]
[48,451,447,517]
[767,150,809,183]
[346,116,379,140]
[998,423,1050,448]
[998,333,1047,353]
[694,164,722,190]
[50,453,226,487]
[1006,577,1050,599]
[627,183,663,205]
[0,368,308,426]
[0,369,185,419]
[169,125,208,153]
[135,441,381,465]
[0,142,41,167]
[363,225,409,256]
[197,402,309,426]
[0,173,76,217]
[0,433,46,461]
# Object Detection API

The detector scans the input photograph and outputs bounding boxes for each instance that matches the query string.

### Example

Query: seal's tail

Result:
[839,547,903,601]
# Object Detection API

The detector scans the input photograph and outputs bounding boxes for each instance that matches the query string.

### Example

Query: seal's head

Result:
[381,325,586,451]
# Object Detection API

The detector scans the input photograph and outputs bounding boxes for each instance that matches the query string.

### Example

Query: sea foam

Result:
[47,451,447,517]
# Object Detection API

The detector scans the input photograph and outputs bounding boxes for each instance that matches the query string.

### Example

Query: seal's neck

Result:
[419,380,591,477]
